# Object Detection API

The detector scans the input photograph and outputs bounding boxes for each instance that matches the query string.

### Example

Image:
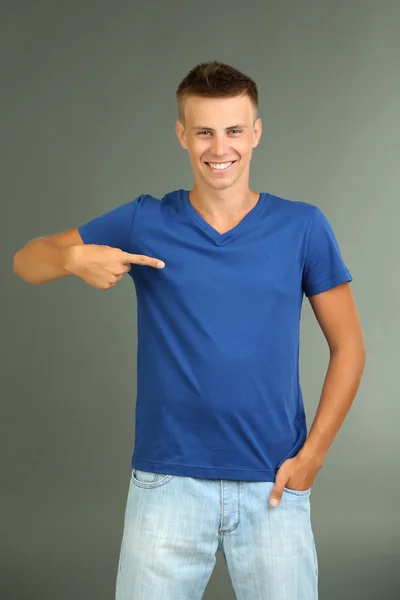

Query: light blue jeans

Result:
[115,469,318,599]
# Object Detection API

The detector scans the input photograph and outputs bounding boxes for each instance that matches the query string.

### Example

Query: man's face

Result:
[176,94,262,191]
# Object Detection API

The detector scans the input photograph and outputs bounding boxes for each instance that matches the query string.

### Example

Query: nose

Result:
[211,135,228,157]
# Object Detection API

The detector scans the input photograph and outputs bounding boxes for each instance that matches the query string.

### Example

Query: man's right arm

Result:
[13,227,165,288]
[13,228,84,285]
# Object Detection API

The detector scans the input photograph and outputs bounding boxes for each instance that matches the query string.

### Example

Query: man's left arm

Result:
[269,282,366,507]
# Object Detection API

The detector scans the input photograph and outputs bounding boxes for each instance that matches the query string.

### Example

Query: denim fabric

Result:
[115,469,318,599]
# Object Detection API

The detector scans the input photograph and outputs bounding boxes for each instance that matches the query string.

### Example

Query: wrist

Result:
[62,245,80,276]
[297,445,325,469]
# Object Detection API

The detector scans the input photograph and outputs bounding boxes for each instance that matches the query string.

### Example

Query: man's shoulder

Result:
[267,191,318,221]
[135,189,183,208]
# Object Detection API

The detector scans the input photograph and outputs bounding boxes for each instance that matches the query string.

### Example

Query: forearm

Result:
[13,238,73,284]
[298,345,366,466]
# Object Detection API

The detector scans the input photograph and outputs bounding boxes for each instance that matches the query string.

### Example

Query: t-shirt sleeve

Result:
[77,197,140,253]
[302,206,353,297]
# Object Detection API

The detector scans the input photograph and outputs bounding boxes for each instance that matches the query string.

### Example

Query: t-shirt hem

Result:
[78,224,96,244]
[131,458,277,482]
[306,271,353,297]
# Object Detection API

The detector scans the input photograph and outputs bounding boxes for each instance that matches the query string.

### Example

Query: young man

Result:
[14,61,365,599]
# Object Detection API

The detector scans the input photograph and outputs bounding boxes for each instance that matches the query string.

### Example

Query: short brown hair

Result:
[176,61,258,127]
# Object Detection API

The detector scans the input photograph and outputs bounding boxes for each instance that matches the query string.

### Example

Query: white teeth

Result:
[208,162,233,170]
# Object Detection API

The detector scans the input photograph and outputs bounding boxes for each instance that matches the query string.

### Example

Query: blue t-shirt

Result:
[78,188,352,482]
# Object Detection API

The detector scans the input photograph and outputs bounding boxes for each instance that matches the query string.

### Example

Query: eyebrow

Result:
[191,124,248,131]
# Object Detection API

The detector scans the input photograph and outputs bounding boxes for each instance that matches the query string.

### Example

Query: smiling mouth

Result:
[205,161,237,172]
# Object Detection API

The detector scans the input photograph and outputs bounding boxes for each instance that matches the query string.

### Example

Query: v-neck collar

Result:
[180,189,266,247]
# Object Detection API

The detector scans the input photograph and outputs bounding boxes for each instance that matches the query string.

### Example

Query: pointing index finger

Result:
[122,252,165,269]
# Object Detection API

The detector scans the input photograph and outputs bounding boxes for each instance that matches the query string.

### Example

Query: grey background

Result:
[3,1,399,598]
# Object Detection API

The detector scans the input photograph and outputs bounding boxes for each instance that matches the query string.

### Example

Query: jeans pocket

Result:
[131,469,174,489]
[283,486,311,497]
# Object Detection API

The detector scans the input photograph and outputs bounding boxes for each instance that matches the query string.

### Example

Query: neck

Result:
[189,187,260,221]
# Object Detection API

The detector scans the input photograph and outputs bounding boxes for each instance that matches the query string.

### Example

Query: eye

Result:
[197,129,242,136]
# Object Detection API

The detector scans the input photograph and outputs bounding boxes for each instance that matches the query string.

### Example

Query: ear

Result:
[175,120,188,150]
[252,118,262,148]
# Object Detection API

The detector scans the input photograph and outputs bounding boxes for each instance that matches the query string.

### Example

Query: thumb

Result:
[269,471,287,508]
